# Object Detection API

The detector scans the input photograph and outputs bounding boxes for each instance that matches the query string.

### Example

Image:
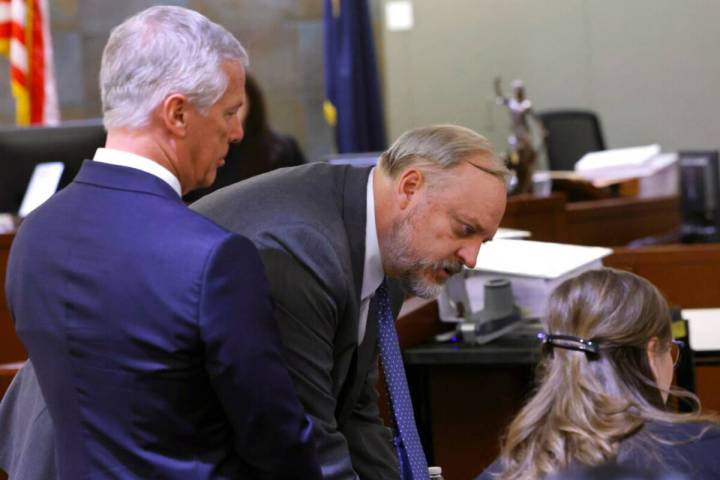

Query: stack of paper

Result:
[680,309,720,352]
[574,144,676,183]
[494,228,531,240]
[439,239,612,321]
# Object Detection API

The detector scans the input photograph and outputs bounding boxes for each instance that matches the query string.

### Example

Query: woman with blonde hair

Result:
[478,268,720,479]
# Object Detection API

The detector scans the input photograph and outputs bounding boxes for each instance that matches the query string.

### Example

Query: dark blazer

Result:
[4,160,320,479]
[477,421,720,479]
[192,162,404,480]
[619,421,720,478]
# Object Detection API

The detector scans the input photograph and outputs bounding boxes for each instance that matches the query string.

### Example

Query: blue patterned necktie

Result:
[375,280,429,480]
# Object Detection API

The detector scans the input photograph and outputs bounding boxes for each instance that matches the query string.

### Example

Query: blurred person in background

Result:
[185,73,306,202]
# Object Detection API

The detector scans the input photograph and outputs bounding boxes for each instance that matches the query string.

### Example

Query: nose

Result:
[457,240,482,269]
[228,115,244,144]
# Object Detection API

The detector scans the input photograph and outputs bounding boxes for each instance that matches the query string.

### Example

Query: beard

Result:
[382,208,463,299]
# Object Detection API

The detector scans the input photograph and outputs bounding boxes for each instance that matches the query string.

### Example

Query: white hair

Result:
[100,6,249,130]
[379,124,510,182]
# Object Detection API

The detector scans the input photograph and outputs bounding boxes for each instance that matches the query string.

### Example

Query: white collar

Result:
[362,167,384,301]
[93,148,182,197]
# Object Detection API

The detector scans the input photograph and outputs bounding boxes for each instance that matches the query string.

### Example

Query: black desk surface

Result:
[403,333,542,367]
[403,333,720,367]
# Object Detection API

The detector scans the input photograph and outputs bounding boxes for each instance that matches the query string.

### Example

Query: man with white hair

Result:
[1,6,320,479]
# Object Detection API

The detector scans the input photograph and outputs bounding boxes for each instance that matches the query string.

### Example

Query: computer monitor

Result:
[678,150,720,237]
[0,119,106,213]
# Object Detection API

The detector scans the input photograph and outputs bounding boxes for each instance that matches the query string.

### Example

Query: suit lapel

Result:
[335,165,375,425]
[340,165,372,304]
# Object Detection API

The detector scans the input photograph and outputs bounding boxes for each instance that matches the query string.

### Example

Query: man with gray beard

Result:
[192,124,509,480]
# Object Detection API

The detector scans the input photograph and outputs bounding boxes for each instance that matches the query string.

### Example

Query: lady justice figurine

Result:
[494,77,545,194]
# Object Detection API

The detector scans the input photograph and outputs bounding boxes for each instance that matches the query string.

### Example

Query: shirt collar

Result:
[362,167,384,300]
[93,148,182,197]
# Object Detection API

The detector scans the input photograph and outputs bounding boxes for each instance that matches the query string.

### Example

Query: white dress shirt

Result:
[358,168,384,344]
[93,148,182,197]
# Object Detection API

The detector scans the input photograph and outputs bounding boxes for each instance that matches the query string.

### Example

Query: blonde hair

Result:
[496,268,718,480]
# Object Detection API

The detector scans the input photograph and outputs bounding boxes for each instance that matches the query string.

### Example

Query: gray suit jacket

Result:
[0,361,57,479]
[192,163,403,479]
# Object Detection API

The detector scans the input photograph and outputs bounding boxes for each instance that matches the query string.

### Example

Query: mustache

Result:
[426,259,464,276]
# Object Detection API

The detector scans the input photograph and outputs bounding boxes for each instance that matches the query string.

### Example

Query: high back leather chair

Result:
[0,119,106,214]
[538,110,606,171]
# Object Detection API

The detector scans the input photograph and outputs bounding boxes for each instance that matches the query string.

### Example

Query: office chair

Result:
[538,110,606,171]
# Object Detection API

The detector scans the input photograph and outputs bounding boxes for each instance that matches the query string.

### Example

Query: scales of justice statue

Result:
[494,77,546,195]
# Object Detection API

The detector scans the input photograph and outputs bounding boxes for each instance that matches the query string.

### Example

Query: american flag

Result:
[0,0,58,125]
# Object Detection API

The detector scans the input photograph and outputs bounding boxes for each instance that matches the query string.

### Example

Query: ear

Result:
[646,336,661,382]
[160,93,190,138]
[395,168,425,210]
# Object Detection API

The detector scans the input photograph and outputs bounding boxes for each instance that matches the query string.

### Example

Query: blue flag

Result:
[323,0,386,153]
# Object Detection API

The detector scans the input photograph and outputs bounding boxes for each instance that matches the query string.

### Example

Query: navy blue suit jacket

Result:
[5,160,320,479]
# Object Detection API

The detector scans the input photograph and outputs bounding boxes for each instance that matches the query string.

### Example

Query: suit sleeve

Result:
[342,360,400,479]
[199,234,321,480]
[259,244,360,479]
[256,224,400,480]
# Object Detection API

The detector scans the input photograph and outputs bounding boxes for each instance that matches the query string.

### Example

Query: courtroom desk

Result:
[500,193,681,247]
[501,192,567,243]
[0,361,24,403]
[697,355,720,413]
[403,339,539,480]
[565,195,681,246]
[1,233,26,401]
[0,233,25,365]
[604,243,720,309]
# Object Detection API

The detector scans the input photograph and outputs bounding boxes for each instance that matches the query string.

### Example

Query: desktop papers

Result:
[680,309,720,352]
[474,239,612,279]
[18,162,64,217]
[494,228,531,240]
[576,144,661,173]
[439,240,612,322]
[574,145,678,184]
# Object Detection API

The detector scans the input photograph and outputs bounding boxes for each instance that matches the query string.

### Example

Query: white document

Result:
[576,144,661,172]
[0,213,14,233]
[18,162,64,217]
[681,309,720,352]
[494,228,531,240]
[574,145,675,183]
[474,239,612,279]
